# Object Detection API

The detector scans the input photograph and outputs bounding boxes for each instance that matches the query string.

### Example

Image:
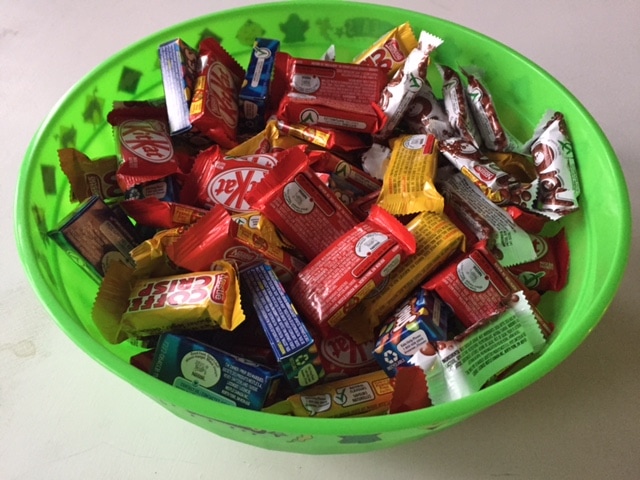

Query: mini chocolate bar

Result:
[189,38,245,148]
[58,148,122,202]
[273,53,388,134]
[246,146,359,260]
[238,38,280,135]
[263,369,393,418]
[287,205,416,334]
[373,289,452,377]
[353,22,418,78]
[151,333,281,410]
[48,195,139,282]
[376,133,444,216]
[159,39,199,135]
[241,263,324,391]
[92,260,245,344]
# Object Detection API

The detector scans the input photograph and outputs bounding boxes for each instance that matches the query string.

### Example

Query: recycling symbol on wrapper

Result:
[383,351,398,365]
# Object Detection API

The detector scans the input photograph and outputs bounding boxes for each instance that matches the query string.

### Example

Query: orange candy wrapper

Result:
[92,260,245,344]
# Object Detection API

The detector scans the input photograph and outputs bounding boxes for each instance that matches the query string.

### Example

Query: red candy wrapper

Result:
[287,205,416,335]
[272,53,388,134]
[189,38,245,148]
[314,328,378,382]
[120,197,206,229]
[246,147,359,260]
[180,145,274,213]
[508,229,570,292]
[113,118,183,192]
[167,205,305,283]
[389,365,431,413]
[422,241,531,328]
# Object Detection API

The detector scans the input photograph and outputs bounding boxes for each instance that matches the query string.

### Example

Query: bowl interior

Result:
[15,0,631,454]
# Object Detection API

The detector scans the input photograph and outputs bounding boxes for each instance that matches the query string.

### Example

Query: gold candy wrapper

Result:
[92,260,245,344]
[376,134,444,216]
[353,22,418,79]
[336,211,465,343]
[226,119,305,156]
[485,151,538,184]
[130,227,185,278]
[263,370,393,418]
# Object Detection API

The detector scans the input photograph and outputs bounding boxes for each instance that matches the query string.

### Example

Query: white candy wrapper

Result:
[375,31,444,140]
[425,291,546,405]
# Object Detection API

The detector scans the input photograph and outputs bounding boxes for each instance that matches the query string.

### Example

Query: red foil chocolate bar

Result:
[273,53,388,134]
[287,205,416,334]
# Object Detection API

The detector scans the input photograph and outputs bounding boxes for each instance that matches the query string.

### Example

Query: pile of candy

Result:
[50,23,579,417]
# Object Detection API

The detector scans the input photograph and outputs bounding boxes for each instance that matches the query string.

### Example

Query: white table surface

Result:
[2,1,638,478]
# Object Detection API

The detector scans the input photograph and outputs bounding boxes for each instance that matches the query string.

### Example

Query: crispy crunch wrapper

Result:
[263,370,393,418]
[377,133,444,215]
[92,260,245,344]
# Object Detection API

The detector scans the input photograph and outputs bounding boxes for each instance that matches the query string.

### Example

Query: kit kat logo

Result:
[320,331,376,369]
[206,61,239,128]
[207,166,267,212]
[119,119,174,163]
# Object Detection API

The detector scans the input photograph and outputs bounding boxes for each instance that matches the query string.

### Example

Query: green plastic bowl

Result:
[15,1,631,454]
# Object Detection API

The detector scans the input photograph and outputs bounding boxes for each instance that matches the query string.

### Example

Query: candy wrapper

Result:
[441,173,537,267]
[272,53,388,134]
[92,260,245,344]
[425,292,547,404]
[238,38,280,136]
[166,205,305,283]
[508,229,570,292]
[464,70,524,152]
[189,38,245,148]
[159,38,199,135]
[246,146,359,260]
[529,111,580,219]
[373,289,453,377]
[353,22,418,79]
[288,205,416,334]
[48,196,140,282]
[376,133,444,215]
[439,64,483,148]
[263,370,393,418]
[151,333,281,410]
[241,264,324,391]
[422,241,541,329]
[58,149,122,202]
[375,30,443,140]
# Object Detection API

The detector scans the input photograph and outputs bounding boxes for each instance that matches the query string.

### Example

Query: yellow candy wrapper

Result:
[92,260,245,344]
[353,22,418,79]
[263,370,393,418]
[376,133,444,216]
